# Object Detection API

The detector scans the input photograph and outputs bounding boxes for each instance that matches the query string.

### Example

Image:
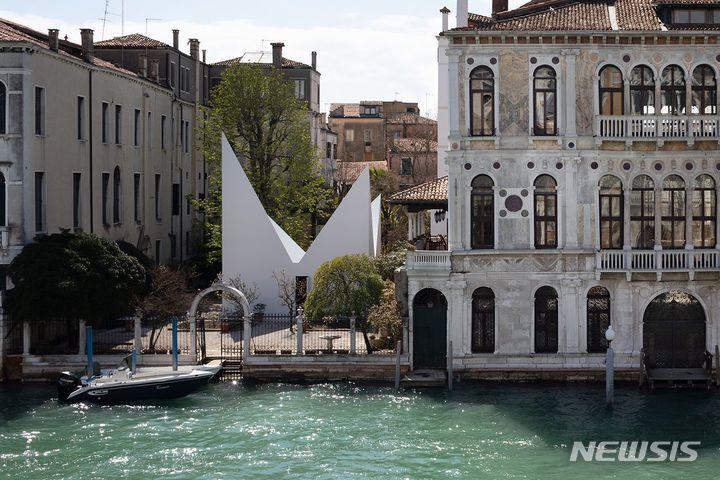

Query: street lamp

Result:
[605,325,615,405]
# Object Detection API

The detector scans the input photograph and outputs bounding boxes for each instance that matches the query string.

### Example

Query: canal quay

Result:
[1,382,719,479]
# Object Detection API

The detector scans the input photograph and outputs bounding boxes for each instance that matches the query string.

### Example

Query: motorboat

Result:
[58,358,222,404]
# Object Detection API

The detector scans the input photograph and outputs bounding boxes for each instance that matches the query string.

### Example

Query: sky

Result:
[1,1,525,117]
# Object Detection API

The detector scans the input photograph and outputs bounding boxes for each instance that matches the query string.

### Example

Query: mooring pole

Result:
[394,340,401,390]
[295,308,304,355]
[172,317,178,371]
[131,349,137,374]
[606,346,614,405]
[349,313,356,355]
[86,325,94,377]
[448,340,453,391]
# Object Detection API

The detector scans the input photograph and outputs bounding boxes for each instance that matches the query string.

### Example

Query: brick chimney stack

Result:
[138,54,147,77]
[271,42,284,68]
[189,38,200,60]
[48,29,59,51]
[440,7,451,31]
[172,29,179,49]
[202,49,206,63]
[492,0,509,16]
[311,51,317,70]
[80,28,94,62]
[456,0,468,28]
[149,59,160,83]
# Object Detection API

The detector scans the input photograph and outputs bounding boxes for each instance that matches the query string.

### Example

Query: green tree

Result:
[369,168,408,252]
[196,64,335,263]
[6,232,146,323]
[303,254,384,352]
[367,281,403,350]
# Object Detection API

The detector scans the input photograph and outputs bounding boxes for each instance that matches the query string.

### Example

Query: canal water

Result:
[1,381,719,479]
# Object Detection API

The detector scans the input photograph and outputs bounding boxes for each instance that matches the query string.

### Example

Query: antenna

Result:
[425,92,433,117]
[394,91,399,101]
[99,0,119,40]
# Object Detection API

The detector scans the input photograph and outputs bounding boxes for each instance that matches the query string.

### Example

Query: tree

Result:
[218,273,260,315]
[367,281,403,350]
[370,168,408,252]
[6,232,146,323]
[138,266,195,352]
[196,64,335,264]
[304,254,384,352]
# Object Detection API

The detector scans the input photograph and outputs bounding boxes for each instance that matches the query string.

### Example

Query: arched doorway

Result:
[643,291,706,368]
[412,288,447,369]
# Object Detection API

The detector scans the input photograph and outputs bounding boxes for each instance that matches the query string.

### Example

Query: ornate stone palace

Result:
[403,0,720,377]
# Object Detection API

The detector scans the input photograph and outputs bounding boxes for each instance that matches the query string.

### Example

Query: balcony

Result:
[596,249,720,280]
[595,115,719,143]
[405,250,451,271]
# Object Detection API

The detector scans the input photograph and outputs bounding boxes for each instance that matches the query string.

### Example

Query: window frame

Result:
[471,287,495,353]
[469,66,495,136]
[661,174,686,249]
[101,102,109,143]
[660,65,686,115]
[691,65,717,115]
[72,172,81,229]
[587,286,611,354]
[0,80,6,135]
[471,175,495,249]
[533,66,557,136]
[692,174,716,248]
[34,171,45,233]
[599,175,624,249]
[34,86,45,136]
[630,65,655,115]
[630,175,655,249]
[0,172,6,227]
[112,166,122,224]
[534,175,558,249]
[599,65,624,116]
[534,286,559,354]
[76,96,85,141]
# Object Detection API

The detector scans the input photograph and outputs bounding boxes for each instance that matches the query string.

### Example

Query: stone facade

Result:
[408,1,720,377]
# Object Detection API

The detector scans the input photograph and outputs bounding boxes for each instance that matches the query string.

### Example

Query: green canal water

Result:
[1,381,719,479]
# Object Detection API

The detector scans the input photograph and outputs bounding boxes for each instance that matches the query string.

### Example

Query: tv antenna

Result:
[99,0,119,40]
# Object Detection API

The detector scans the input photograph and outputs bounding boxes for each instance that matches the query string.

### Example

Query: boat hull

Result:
[61,372,213,404]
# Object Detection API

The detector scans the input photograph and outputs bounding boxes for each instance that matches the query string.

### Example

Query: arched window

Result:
[112,166,121,224]
[470,67,494,136]
[0,172,5,227]
[0,81,6,134]
[630,65,654,115]
[661,175,686,249]
[661,65,686,115]
[599,66,623,115]
[587,286,610,353]
[471,175,494,249]
[630,175,655,249]
[599,175,623,249]
[692,174,716,248]
[471,287,495,353]
[534,286,558,354]
[533,66,557,136]
[534,175,557,248]
[691,65,717,115]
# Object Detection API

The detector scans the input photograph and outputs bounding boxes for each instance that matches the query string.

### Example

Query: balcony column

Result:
[685,185,694,252]
[560,278,582,354]
[654,186,662,251]
[623,187,632,251]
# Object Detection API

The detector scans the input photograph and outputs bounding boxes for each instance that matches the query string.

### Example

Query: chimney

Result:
[172,29,179,49]
[492,0,509,16]
[80,28,94,62]
[311,51,317,70]
[149,59,160,83]
[456,0,468,28]
[138,54,147,77]
[48,28,59,52]
[202,49,207,63]
[440,7,451,31]
[271,42,284,68]
[189,38,200,60]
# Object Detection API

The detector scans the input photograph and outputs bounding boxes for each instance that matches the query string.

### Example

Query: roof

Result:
[95,33,170,48]
[212,55,311,69]
[388,177,448,206]
[336,161,387,183]
[390,138,438,153]
[460,0,717,32]
[385,113,437,125]
[0,18,136,75]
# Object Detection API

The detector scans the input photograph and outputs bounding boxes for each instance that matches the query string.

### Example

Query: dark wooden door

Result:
[413,289,447,369]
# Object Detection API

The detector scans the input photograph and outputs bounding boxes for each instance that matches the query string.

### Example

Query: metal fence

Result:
[93,317,135,354]
[29,319,79,355]
[2,316,23,355]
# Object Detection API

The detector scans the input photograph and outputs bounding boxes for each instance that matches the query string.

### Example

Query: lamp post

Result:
[605,325,616,406]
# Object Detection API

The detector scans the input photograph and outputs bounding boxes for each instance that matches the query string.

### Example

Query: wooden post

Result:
[188,311,197,361]
[242,314,252,360]
[86,325,94,376]
[715,345,719,387]
[349,313,356,355]
[296,308,304,355]
[447,340,453,391]
[171,317,178,371]
[78,320,86,355]
[394,340,401,390]
[134,316,142,360]
[22,321,30,356]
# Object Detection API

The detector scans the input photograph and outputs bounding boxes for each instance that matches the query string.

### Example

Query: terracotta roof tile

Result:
[388,176,448,205]
[95,33,170,48]
[0,18,137,75]
[463,0,719,32]
[212,56,311,69]
[385,113,437,125]
[337,161,387,183]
